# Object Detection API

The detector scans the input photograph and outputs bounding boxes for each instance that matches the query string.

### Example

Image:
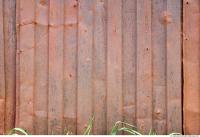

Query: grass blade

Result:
[149,129,157,135]
[8,128,29,135]
[110,123,118,135]
[83,116,94,135]
[169,132,182,135]
[118,127,142,135]
[110,121,141,135]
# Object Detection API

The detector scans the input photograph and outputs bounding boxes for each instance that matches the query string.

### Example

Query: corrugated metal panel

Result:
[183,0,200,134]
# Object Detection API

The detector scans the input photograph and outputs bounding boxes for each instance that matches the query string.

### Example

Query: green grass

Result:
[83,116,94,135]
[110,121,141,135]
[7,117,181,135]
[8,128,29,135]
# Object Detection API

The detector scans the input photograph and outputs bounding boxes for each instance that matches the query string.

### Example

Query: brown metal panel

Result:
[3,0,16,132]
[48,0,64,134]
[183,0,200,134]
[0,0,5,134]
[136,0,153,133]
[77,0,94,134]
[34,0,49,134]
[17,0,35,133]
[166,0,182,133]
[107,0,123,133]
[93,0,106,134]
[63,0,78,134]
[122,0,136,127]
[152,0,167,134]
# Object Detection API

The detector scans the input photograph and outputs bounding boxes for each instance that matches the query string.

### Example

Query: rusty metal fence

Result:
[0,0,199,135]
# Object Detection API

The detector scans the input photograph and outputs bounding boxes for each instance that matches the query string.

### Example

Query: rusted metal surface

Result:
[0,0,186,135]
[183,0,200,134]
